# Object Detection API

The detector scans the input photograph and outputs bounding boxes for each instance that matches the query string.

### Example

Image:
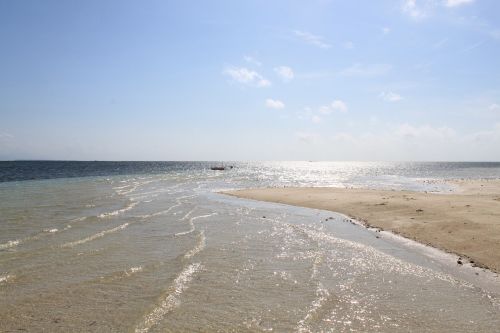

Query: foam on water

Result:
[184,231,206,259]
[98,201,139,218]
[297,282,331,333]
[0,274,14,284]
[61,222,129,248]
[0,239,21,250]
[134,263,203,333]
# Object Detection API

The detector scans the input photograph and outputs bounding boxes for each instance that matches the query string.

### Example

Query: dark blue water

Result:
[0,161,213,182]
[2,160,500,184]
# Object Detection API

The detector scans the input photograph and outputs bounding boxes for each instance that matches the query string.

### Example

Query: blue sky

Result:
[1,0,500,161]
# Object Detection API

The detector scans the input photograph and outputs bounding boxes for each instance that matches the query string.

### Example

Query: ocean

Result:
[1,161,500,332]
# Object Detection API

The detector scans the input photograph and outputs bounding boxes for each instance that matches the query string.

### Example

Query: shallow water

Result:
[1,162,500,332]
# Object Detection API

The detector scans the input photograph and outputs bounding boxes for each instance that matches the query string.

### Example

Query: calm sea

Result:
[1,161,500,332]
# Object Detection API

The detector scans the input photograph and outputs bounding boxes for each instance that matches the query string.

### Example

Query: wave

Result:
[175,212,217,237]
[125,266,143,276]
[184,231,206,259]
[191,212,218,222]
[0,274,14,284]
[98,201,139,219]
[296,282,330,333]
[139,203,182,219]
[134,263,203,333]
[0,239,21,250]
[0,225,74,252]
[61,222,129,248]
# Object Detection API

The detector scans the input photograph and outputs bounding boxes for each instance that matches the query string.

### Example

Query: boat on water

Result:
[210,165,234,171]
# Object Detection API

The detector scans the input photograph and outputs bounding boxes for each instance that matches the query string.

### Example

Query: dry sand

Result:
[223,179,500,273]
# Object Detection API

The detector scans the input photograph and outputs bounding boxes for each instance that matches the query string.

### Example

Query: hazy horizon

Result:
[1,0,500,161]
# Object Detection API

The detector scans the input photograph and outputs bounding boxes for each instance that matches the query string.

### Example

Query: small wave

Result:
[174,227,195,237]
[139,203,182,219]
[184,231,206,259]
[181,208,196,221]
[174,212,217,237]
[0,239,21,250]
[125,266,143,276]
[0,274,14,284]
[62,223,129,248]
[296,282,330,333]
[135,263,203,333]
[98,201,139,219]
[191,212,218,222]
[176,194,197,201]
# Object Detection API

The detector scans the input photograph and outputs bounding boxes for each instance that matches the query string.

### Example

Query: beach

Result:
[224,178,500,273]
[2,162,500,332]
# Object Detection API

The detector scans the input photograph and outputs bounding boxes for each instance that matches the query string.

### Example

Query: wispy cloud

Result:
[489,29,500,40]
[311,115,322,124]
[343,41,354,49]
[223,66,271,87]
[402,0,429,19]
[340,63,392,77]
[296,132,320,144]
[489,103,500,111]
[319,100,348,114]
[433,38,449,49]
[274,66,294,82]
[265,98,285,110]
[380,91,403,102]
[243,55,261,67]
[294,30,331,49]
[444,0,474,8]
[402,0,475,20]
[395,123,456,140]
[0,132,13,140]
[460,40,485,53]
[382,27,391,34]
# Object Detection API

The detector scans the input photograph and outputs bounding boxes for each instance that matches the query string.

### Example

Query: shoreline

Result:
[222,179,500,274]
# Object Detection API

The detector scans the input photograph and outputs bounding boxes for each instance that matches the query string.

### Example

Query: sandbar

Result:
[223,179,500,273]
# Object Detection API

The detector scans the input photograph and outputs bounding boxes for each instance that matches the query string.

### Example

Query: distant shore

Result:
[223,179,500,273]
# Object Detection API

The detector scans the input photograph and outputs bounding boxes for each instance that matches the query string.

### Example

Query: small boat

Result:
[210,165,234,171]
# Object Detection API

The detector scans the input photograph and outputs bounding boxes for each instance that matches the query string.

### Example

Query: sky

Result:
[1,0,500,161]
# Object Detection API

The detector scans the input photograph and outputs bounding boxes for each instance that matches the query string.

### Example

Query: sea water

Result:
[1,161,500,332]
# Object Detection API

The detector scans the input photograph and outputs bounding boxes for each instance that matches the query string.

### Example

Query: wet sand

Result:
[223,179,500,273]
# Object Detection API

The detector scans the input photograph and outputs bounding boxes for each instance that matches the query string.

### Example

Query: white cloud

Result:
[444,0,474,7]
[296,132,320,144]
[331,100,348,113]
[402,0,441,19]
[294,30,331,49]
[402,0,426,18]
[0,132,13,140]
[402,0,474,20]
[311,115,322,123]
[274,66,294,82]
[265,98,285,110]
[382,27,391,34]
[489,103,500,111]
[343,41,354,49]
[340,63,392,77]
[243,55,262,67]
[319,100,348,114]
[223,66,271,87]
[490,30,500,40]
[395,123,456,140]
[380,91,403,102]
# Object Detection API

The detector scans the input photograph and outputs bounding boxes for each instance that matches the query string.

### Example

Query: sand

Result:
[223,179,500,273]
